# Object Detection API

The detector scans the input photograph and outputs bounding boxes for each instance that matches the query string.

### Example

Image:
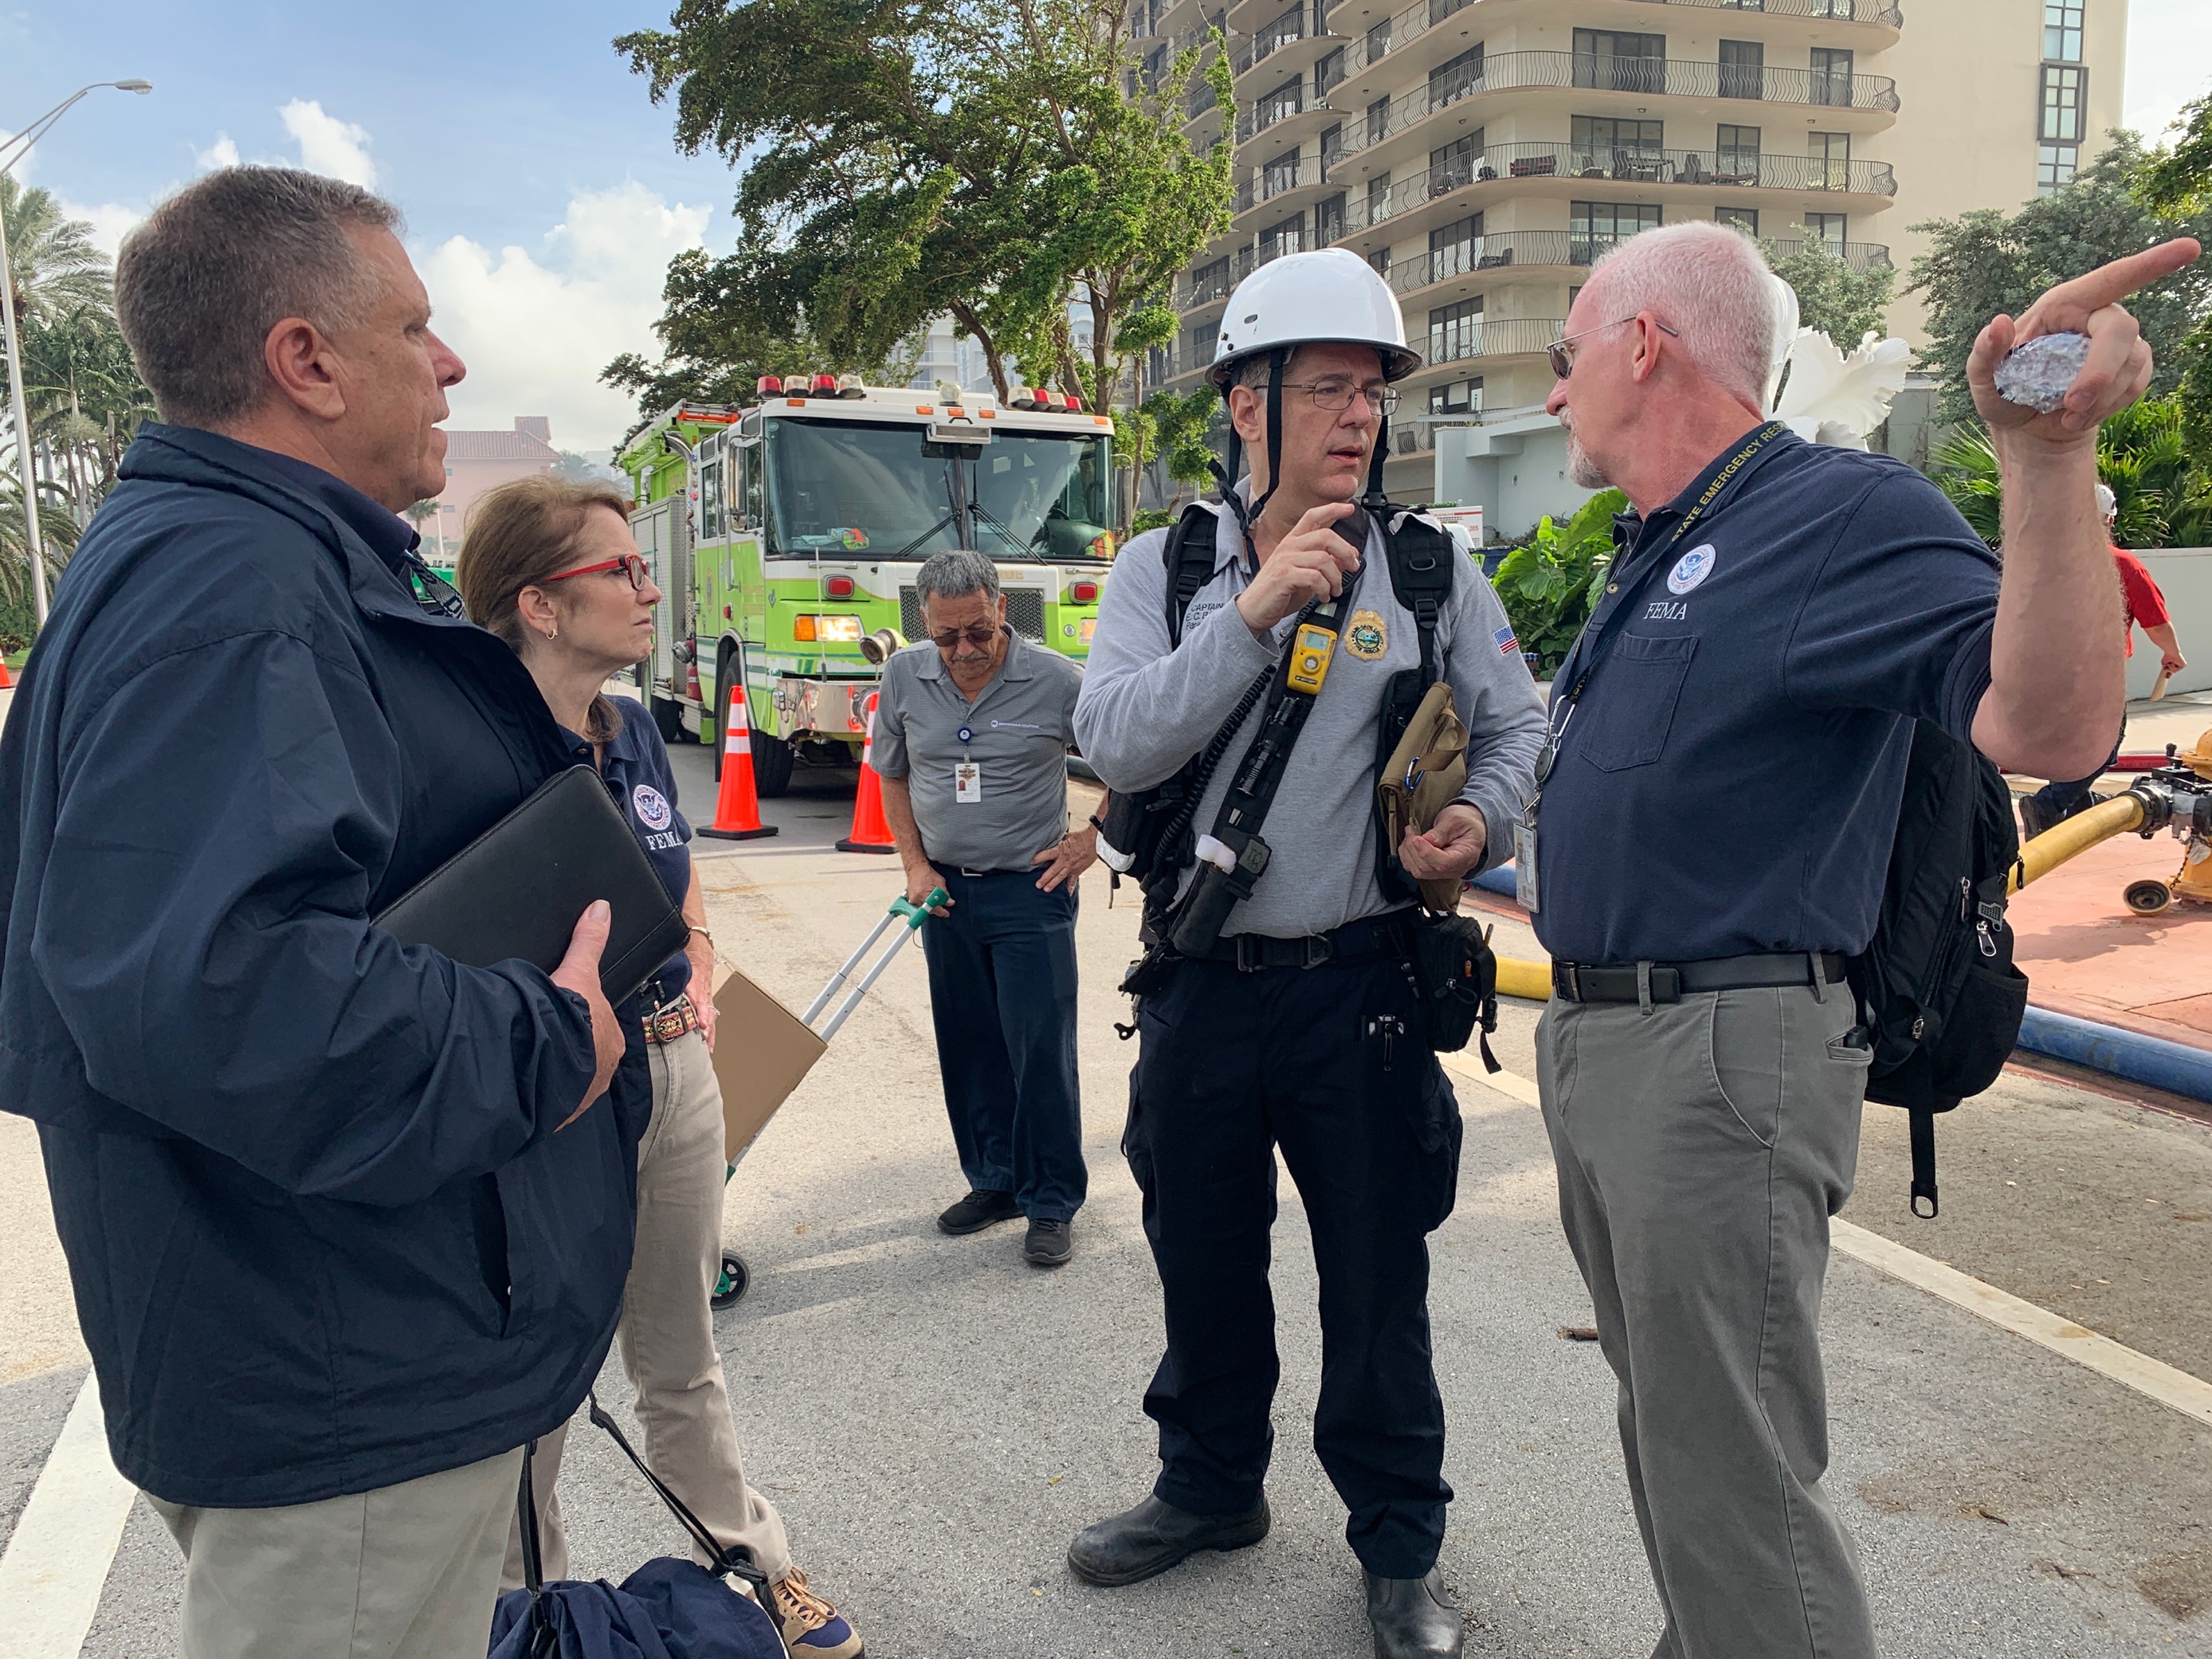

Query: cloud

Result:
[2124,0,2212,144]
[195,134,240,171]
[58,198,143,260]
[416,182,712,452]
[280,100,376,188]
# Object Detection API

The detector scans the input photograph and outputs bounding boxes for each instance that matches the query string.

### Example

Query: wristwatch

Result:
[1086,814,1106,832]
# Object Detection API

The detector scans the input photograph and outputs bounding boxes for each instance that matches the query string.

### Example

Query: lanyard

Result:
[1527,422,1786,805]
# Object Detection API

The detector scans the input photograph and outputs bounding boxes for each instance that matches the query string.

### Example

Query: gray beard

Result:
[1564,423,1611,490]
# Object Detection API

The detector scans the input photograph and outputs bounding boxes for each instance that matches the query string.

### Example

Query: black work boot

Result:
[1066,1493,1271,1587]
[1364,1568,1463,1659]
[937,1189,1021,1235]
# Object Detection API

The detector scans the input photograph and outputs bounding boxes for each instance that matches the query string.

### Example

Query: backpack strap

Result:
[1908,1108,1939,1218]
[1162,501,1225,649]
[1381,508,1456,688]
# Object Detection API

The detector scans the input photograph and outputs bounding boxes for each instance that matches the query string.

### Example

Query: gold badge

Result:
[1347,609,1388,661]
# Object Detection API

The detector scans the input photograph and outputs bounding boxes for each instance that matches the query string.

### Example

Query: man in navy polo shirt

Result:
[1528,220,2198,1658]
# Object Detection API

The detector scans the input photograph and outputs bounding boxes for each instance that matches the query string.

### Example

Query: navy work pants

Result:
[920,867,1087,1223]
[1126,950,1463,1579]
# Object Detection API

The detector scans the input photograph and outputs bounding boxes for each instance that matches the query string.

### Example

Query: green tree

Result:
[1928,394,2211,551]
[1764,234,1896,347]
[610,0,1230,426]
[1490,489,1626,674]
[2136,88,2212,454]
[2,175,112,329]
[1904,132,2212,426]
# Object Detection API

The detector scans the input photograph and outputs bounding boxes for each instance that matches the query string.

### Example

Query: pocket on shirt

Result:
[1579,633,1697,772]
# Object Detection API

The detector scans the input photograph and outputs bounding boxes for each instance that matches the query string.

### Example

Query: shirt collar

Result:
[190,433,422,575]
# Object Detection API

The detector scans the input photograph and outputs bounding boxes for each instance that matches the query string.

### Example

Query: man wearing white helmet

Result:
[1070,248,1544,1657]
[2018,480,2187,837]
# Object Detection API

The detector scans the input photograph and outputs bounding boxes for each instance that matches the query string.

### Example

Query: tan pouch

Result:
[1377,680,1469,913]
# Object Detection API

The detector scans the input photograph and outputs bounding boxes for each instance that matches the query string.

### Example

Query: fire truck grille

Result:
[900,587,1045,645]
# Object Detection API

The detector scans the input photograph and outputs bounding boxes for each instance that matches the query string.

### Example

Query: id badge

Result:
[955,762,983,804]
[1513,817,1539,912]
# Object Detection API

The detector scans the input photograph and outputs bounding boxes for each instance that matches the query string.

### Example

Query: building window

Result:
[1264,149,1300,198]
[1258,75,1302,131]
[1428,213,1484,284]
[1368,245,1391,281]
[1716,206,1759,234]
[1572,116,1664,175]
[1715,123,1761,182]
[2039,64,2086,143]
[1808,130,1851,190]
[1366,18,1391,65]
[1430,132,1484,196]
[1190,321,1215,366]
[1430,45,1484,110]
[1190,255,1232,306]
[1316,191,1346,244]
[1316,45,1347,97]
[1367,171,1392,226]
[1717,39,1763,101]
[1367,95,1390,147]
[1574,29,1665,95]
[1429,377,1483,415]
[1430,297,1485,364]
[2038,143,2081,194]
[1809,47,1854,107]
[2044,0,2085,64]
[1571,201,1661,264]
[1260,212,1307,261]
[1797,213,1847,251]
[1320,121,1344,177]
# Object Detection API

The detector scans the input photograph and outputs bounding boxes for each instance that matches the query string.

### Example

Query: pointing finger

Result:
[2018,238,2202,339]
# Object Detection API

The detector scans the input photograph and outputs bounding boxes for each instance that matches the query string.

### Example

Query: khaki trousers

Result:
[502,1024,791,1586]
[1539,985,1877,1659]
[149,1448,522,1659]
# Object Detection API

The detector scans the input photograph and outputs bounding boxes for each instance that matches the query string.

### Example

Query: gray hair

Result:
[115,167,402,430]
[915,549,1000,605]
[1584,221,1780,407]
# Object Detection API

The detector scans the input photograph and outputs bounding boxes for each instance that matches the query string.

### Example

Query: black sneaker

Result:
[1023,1218,1073,1268]
[938,1189,1022,1235]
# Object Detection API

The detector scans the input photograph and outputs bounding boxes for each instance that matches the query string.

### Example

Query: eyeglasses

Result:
[928,623,1002,650]
[1280,378,1401,416]
[1548,316,1682,381]
[544,552,649,590]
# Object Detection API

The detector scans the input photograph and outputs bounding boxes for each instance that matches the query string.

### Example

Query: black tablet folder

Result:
[374,765,690,1007]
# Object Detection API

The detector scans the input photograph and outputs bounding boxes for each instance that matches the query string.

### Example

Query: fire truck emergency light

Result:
[810,372,839,397]
[837,375,867,398]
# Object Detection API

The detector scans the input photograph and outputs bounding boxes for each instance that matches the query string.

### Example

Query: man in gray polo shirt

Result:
[873,550,1100,1267]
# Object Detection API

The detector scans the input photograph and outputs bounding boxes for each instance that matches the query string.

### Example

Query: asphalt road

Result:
[4,740,2212,1657]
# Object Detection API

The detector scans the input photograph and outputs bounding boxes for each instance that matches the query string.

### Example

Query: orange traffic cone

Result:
[837,690,897,854]
[0,657,13,688]
[697,679,779,841]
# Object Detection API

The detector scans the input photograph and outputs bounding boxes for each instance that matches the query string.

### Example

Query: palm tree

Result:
[1,175,112,329]
[1930,397,2212,551]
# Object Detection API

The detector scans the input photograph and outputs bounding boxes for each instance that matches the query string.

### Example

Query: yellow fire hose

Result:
[1488,786,2163,1005]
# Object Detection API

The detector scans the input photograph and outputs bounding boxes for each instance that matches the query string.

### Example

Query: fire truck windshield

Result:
[766,418,1114,561]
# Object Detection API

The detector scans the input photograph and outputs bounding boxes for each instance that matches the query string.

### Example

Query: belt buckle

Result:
[959,866,988,878]
[1235,934,1260,973]
[1302,933,1333,969]
[1555,962,1581,1002]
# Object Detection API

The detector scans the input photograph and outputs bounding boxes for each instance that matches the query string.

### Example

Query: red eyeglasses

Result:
[544,553,650,590]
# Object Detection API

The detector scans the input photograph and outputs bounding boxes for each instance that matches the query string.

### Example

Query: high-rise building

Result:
[1143,0,2128,505]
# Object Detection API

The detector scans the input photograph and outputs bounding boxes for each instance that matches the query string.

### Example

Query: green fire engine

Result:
[616,377,1117,794]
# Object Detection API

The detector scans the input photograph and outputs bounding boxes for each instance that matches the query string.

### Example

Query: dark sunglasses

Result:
[545,552,650,590]
[1548,316,1681,380]
[928,624,1002,650]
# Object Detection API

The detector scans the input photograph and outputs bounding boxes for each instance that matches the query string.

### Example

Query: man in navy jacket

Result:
[0,167,634,1658]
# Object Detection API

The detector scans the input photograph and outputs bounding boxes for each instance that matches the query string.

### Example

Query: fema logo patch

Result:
[1667,544,1718,595]
[632,784,673,833]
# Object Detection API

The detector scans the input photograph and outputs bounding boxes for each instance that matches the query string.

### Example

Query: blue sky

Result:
[6,1,2212,449]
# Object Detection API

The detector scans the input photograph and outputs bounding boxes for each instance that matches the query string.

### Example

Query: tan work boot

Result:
[768,1566,864,1657]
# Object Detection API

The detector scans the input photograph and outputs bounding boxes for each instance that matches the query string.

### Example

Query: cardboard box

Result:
[710,963,828,1163]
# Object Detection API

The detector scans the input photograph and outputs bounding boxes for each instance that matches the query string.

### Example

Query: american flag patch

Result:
[1492,624,1519,656]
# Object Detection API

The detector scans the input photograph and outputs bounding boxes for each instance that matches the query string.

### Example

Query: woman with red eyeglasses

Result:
[455,475,862,1659]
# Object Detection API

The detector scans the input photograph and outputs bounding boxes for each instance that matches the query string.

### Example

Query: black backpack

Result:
[1851,720,2030,1218]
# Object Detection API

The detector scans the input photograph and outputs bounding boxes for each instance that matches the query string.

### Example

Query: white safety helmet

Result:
[2095,481,2118,522]
[1208,248,1422,387]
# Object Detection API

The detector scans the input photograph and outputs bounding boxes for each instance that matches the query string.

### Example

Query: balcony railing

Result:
[1763,237,1893,271]
[1334,142,1892,237]
[1233,151,1331,213]
[1423,317,1566,367]
[1182,262,1237,307]
[1233,2,1308,75]
[1626,0,1901,24]
[1385,230,1625,292]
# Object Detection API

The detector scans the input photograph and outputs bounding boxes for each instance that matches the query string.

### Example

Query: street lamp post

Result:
[0,79,152,629]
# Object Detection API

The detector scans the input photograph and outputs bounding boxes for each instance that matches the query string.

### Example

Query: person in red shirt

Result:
[2021,484,2188,836]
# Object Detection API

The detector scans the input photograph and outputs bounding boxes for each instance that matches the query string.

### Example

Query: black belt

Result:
[952,865,1032,879]
[1183,912,1412,972]
[1551,951,1847,1005]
